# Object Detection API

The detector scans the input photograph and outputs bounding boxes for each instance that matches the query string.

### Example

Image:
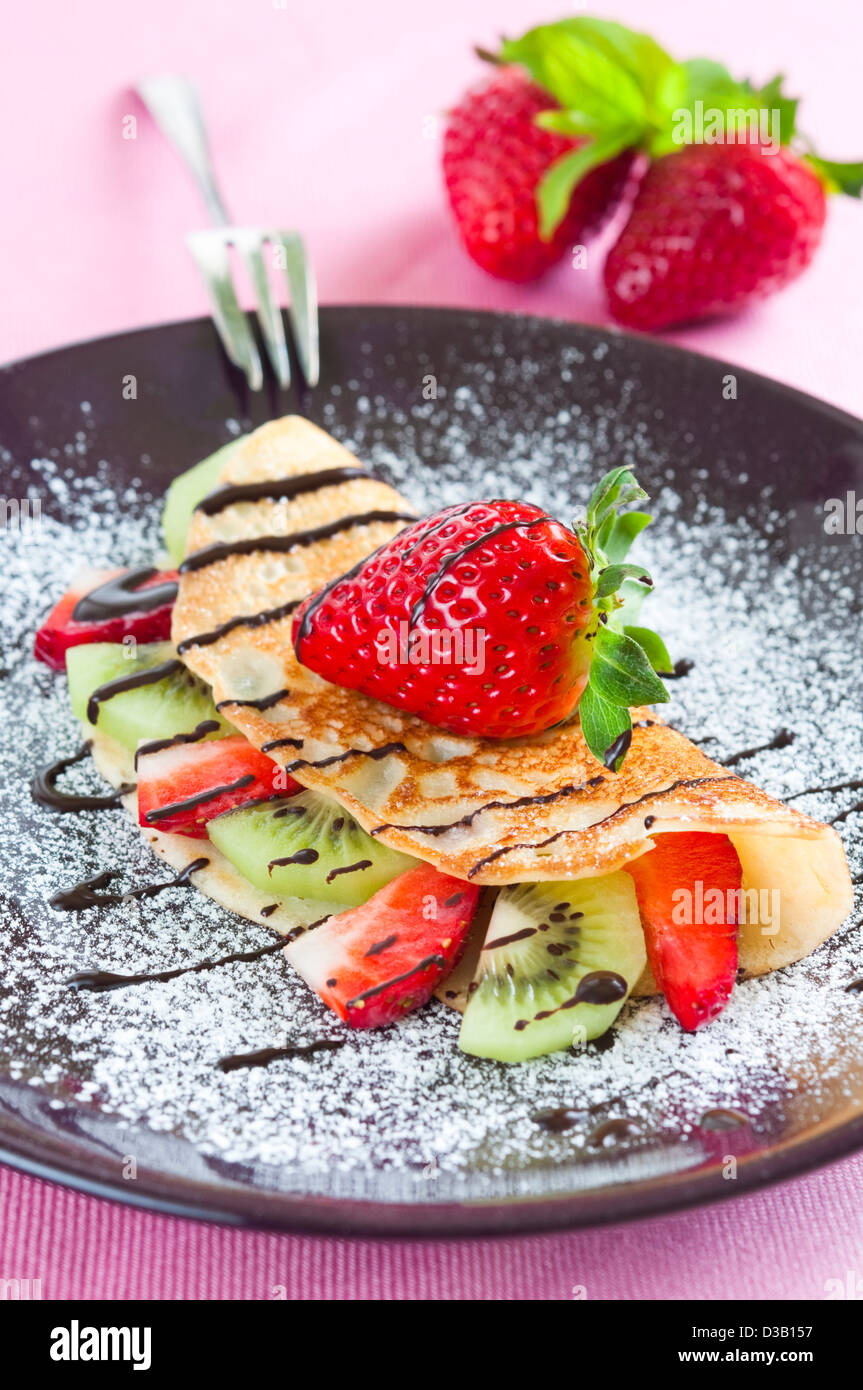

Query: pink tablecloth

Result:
[2,0,862,1299]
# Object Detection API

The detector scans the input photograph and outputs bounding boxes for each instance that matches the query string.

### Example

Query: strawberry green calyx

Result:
[495,17,863,237]
[574,466,670,771]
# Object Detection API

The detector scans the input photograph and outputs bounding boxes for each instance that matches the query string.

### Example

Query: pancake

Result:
[167,416,853,983]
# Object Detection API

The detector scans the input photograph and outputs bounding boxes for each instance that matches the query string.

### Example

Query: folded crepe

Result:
[164,415,852,991]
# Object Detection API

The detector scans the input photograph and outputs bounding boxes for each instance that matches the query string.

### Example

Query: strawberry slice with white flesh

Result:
[285,864,480,1028]
[137,734,301,838]
[626,831,742,1030]
[35,567,178,671]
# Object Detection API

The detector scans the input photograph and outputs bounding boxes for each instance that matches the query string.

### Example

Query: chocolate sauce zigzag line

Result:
[177,598,304,655]
[135,720,222,767]
[86,659,182,726]
[717,729,796,768]
[216,688,290,713]
[196,466,373,516]
[345,954,447,1008]
[50,858,211,910]
[294,532,409,645]
[787,776,863,801]
[218,1037,345,1072]
[64,916,330,993]
[466,774,740,877]
[72,566,178,621]
[261,739,408,768]
[368,776,608,838]
[142,774,257,825]
[408,516,547,629]
[179,511,418,574]
[32,743,133,812]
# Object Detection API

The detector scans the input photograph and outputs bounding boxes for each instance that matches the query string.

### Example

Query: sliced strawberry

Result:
[137,734,300,838]
[285,864,480,1028]
[626,832,741,1031]
[35,567,178,671]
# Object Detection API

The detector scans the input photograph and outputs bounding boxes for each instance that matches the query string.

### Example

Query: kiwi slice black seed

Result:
[458,874,646,1062]
[207,787,416,906]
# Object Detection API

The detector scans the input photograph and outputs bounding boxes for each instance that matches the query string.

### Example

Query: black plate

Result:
[1,308,861,1234]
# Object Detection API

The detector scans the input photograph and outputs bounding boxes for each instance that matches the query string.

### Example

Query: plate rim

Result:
[2,306,861,1236]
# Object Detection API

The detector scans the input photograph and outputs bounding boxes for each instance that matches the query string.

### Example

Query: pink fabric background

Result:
[1,0,862,1299]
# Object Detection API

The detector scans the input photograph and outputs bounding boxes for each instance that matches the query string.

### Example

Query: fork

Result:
[136,74,319,392]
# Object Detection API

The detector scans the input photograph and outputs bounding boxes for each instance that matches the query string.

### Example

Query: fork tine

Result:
[233,228,291,390]
[187,230,263,391]
[276,231,320,388]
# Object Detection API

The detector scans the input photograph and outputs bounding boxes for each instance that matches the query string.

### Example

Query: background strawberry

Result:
[293,470,669,768]
[442,18,862,324]
[443,65,634,281]
[604,143,827,330]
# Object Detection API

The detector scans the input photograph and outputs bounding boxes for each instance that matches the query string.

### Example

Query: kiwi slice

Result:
[207,789,417,906]
[161,439,243,563]
[67,640,232,752]
[459,873,646,1063]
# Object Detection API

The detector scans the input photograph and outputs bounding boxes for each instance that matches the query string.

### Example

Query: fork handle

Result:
[136,75,230,227]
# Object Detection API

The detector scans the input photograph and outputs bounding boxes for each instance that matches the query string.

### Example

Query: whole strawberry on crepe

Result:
[443,16,862,326]
[293,467,670,770]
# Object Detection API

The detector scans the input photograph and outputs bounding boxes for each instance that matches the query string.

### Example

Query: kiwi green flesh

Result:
[458,873,646,1063]
[67,640,232,752]
[161,439,243,564]
[207,789,418,907]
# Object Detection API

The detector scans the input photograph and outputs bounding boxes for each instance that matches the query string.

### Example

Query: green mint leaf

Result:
[680,58,736,97]
[535,108,605,138]
[579,682,633,770]
[590,626,670,706]
[601,511,652,563]
[595,562,653,599]
[586,467,646,529]
[537,128,637,237]
[501,24,648,130]
[554,17,684,123]
[623,625,673,674]
[805,154,863,198]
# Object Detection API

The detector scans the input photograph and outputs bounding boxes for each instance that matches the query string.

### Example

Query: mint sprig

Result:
[573,466,670,771]
[494,17,863,237]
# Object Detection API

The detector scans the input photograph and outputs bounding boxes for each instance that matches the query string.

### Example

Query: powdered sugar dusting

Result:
[1,332,861,1206]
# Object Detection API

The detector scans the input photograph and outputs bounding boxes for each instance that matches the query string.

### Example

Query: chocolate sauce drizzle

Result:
[662,658,695,679]
[86,659,182,726]
[180,511,417,575]
[408,516,546,628]
[399,502,477,560]
[134,720,221,769]
[788,775,863,801]
[51,858,210,911]
[603,727,632,770]
[370,776,608,839]
[264,740,408,772]
[143,776,257,825]
[346,954,446,1009]
[718,728,796,768]
[467,774,737,877]
[294,533,399,646]
[216,688,290,713]
[269,848,319,872]
[72,566,177,622]
[217,1037,345,1072]
[177,598,303,655]
[196,466,372,516]
[65,915,330,994]
[32,743,133,812]
[326,859,373,885]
